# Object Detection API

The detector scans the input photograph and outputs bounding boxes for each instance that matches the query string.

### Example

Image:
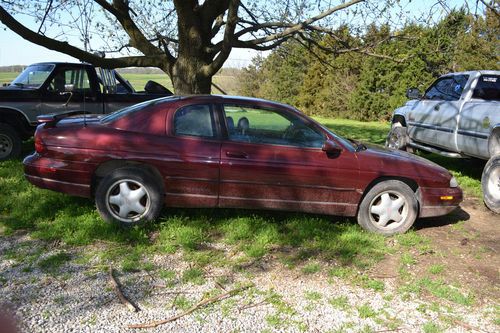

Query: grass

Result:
[38,252,71,274]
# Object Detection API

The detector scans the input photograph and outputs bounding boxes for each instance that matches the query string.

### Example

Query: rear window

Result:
[101,97,177,123]
[472,75,499,101]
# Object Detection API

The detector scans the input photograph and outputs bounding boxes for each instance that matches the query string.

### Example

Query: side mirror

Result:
[64,84,74,92]
[322,140,342,157]
[406,88,421,99]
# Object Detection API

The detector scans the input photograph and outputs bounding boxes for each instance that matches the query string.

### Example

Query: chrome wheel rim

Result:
[387,131,401,150]
[486,166,500,201]
[369,191,409,230]
[0,133,13,159]
[105,179,151,223]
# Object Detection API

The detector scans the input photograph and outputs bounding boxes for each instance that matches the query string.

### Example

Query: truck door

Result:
[458,74,500,159]
[408,74,469,151]
[41,65,103,116]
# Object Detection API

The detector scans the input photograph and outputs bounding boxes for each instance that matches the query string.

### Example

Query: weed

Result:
[182,268,205,285]
[429,264,445,275]
[357,303,377,319]
[304,291,322,301]
[302,262,321,274]
[38,252,71,274]
[422,322,443,333]
[172,295,192,310]
[329,296,349,310]
[401,253,417,266]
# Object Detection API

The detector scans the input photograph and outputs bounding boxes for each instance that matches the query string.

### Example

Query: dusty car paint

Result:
[24,95,462,220]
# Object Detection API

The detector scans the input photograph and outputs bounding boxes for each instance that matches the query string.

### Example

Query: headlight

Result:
[449,177,458,188]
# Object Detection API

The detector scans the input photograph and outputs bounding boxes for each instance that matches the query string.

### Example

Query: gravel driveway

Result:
[1,223,498,333]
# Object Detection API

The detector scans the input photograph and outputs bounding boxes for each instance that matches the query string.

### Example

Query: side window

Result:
[47,68,91,93]
[424,75,469,101]
[174,104,216,138]
[472,75,499,101]
[223,105,324,148]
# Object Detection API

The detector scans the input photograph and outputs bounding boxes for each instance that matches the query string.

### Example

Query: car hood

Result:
[356,143,452,186]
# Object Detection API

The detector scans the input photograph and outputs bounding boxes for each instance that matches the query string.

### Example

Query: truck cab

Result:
[0,62,172,161]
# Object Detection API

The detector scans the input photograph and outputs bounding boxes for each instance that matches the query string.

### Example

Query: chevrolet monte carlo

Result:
[23,95,463,235]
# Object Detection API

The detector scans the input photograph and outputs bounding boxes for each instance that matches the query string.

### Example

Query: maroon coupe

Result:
[23,95,462,235]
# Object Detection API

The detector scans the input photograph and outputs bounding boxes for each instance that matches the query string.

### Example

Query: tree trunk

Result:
[169,56,212,95]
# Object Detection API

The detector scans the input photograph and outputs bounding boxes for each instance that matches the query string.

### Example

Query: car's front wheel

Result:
[481,154,500,214]
[95,167,163,226]
[357,180,418,235]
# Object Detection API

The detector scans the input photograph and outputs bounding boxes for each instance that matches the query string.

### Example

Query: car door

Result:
[41,65,103,115]
[218,103,360,216]
[163,103,221,208]
[458,74,500,158]
[408,74,469,150]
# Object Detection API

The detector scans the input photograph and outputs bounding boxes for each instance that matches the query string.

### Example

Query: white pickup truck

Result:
[385,70,500,213]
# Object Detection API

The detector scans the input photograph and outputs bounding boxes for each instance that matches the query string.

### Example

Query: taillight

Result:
[34,135,46,154]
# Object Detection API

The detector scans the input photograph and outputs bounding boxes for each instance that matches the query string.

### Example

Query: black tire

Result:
[95,167,163,226]
[0,123,22,161]
[481,154,500,214]
[357,180,418,235]
[385,123,413,153]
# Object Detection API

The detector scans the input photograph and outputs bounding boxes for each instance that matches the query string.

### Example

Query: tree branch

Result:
[239,0,365,47]
[93,0,175,65]
[203,0,240,76]
[0,5,161,68]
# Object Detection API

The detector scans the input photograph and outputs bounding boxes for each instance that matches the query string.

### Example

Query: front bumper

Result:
[23,153,92,198]
[418,186,463,218]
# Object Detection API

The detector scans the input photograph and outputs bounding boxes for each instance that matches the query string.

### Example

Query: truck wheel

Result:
[0,123,22,161]
[385,123,413,153]
[481,154,500,214]
[357,180,418,235]
[95,167,163,226]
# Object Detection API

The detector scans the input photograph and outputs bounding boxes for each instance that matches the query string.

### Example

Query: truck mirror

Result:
[406,88,421,99]
[64,84,74,92]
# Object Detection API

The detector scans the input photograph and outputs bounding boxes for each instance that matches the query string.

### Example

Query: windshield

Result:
[11,64,55,88]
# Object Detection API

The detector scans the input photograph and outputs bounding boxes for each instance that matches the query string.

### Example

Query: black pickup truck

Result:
[0,62,173,160]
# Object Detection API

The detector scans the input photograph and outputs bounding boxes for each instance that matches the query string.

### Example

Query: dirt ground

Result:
[370,195,499,304]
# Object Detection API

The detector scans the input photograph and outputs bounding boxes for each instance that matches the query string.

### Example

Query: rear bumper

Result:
[419,186,463,218]
[23,153,92,198]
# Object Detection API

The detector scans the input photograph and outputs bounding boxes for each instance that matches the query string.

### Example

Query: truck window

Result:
[47,68,92,94]
[11,64,55,88]
[472,75,499,101]
[424,75,469,101]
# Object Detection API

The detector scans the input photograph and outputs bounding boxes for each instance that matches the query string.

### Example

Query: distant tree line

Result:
[239,8,500,121]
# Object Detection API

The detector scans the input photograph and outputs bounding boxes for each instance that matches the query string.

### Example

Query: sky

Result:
[0,0,478,68]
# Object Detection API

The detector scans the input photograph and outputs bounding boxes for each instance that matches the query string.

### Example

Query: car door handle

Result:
[434,105,440,111]
[226,151,248,158]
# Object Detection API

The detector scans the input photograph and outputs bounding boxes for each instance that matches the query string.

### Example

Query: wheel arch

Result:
[91,160,165,196]
[488,125,500,157]
[391,114,407,127]
[357,176,420,213]
[0,107,34,139]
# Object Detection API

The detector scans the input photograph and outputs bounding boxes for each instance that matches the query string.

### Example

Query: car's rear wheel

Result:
[0,123,21,161]
[95,167,163,226]
[357,180,418,235]
[385,123,413,153]
[481,154,500,214]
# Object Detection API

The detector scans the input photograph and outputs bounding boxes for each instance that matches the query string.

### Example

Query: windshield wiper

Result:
[13,82,24,87]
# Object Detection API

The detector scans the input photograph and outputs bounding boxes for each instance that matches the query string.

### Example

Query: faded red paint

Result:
[23,95,462,218]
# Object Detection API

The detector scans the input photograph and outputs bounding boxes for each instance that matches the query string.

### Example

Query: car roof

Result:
[441,70,500,77]
[151,94,296,110]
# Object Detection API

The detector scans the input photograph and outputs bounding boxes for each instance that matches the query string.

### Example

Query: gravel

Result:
[0,233,498,333]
